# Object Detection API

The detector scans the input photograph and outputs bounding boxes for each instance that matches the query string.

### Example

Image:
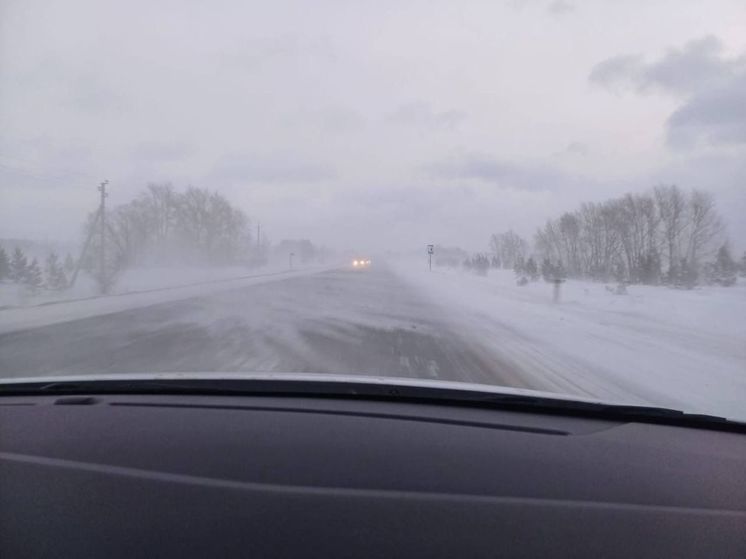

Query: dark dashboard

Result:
[1,388,745,558]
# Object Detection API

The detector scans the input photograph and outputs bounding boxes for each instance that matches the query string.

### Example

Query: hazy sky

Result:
[1,0,745,252]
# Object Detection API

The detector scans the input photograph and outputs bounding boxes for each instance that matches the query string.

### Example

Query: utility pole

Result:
[256,222,261,248]
[69,208,101,288]
[98,180,109,293]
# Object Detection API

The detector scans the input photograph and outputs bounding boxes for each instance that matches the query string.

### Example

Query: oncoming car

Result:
[352,258,372,269]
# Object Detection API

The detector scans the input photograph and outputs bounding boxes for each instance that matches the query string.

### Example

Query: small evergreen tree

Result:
[702,261,717,285]
[25,258,43,289]
[513,255,526,276]
[0,245,10,280]
[612,259,627,283]
[45,252,68,290]
[712,244,737,286]
[740,251,746,278]
[639,249,661,285]
[63,253,76,274]
[59,268,69,289]
[472,253,490,276]
[10,247,29,283]
[525,257,539,281]
[555,260,567,280]
[675,257,698,289]
[540,258,553,282]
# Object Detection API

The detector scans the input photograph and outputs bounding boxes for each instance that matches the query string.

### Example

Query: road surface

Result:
[0,266,532,388]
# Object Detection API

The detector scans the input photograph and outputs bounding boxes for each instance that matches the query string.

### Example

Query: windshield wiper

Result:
[1,376,743,433]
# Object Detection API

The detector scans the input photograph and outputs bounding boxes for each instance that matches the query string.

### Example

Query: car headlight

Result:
[353,260,359,266]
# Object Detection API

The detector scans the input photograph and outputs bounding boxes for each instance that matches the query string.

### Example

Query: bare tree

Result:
[490,230,528,270]
[558,212,581,276]
[654,184,687,280]
[78,184,255,280]
[147,183,177,242]
[534,185,727,286]
[175,187,251,264]
[535,220,562,268]
[685,189,724,266]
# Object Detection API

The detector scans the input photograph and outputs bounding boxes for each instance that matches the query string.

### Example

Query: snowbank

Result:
[0,264,335,334]
[393,263,746,421]
[0,263,313,309]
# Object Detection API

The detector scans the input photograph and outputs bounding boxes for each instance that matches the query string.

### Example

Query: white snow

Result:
[0,265,290,309]
[2,260,744,422]
[392,263,746,422]
[0,264,336,335]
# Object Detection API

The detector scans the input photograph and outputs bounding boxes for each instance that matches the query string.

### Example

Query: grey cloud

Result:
[588,55,644,92]
[386,102,466,131]
[426,153,576,192]
[641,36,740,95]
[210,153,335,184]
[667,73,746,148]
[590,35,743,96]
[547,1,575,16]
[591,36,746,148]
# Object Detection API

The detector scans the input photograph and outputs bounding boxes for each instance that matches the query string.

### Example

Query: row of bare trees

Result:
[82,184,258,282]
[488,230,529,270]
[533,186,726,285]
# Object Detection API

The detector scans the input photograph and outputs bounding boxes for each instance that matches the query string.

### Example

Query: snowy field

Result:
[393,263,746,421]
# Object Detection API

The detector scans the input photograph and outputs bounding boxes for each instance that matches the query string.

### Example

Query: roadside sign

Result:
[427,244,434,255]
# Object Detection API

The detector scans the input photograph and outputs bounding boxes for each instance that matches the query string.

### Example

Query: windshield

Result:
[1,1,744,422]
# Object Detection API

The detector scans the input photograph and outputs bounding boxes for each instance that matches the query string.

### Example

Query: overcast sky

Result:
[1,0,745,252]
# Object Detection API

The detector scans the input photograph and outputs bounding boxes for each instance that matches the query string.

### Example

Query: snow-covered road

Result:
[1,262,744,421]
[0,266,530,389]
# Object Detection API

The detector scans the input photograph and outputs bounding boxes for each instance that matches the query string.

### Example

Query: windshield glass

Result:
[1,0,745,422]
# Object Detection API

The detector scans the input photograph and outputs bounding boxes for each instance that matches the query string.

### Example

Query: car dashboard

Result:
[1,391,744,558]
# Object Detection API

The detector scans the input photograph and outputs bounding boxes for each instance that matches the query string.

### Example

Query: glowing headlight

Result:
[353,260,359,266]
